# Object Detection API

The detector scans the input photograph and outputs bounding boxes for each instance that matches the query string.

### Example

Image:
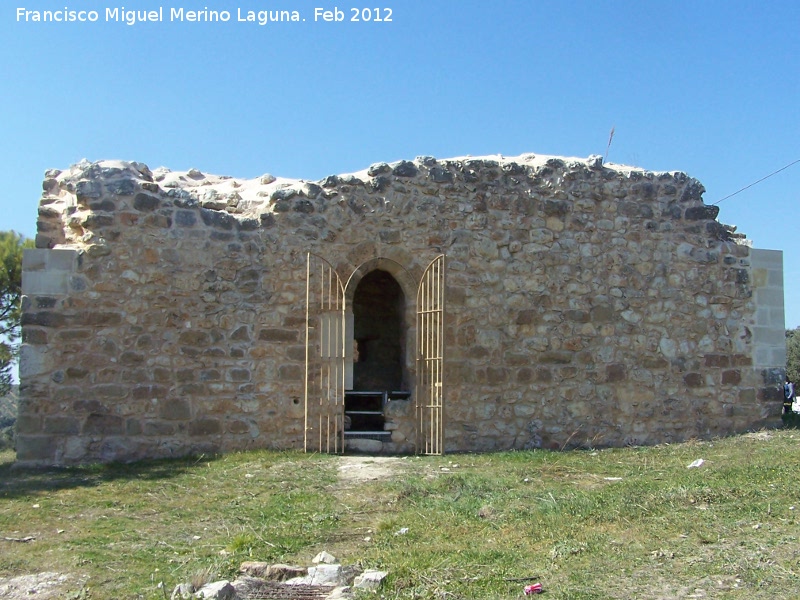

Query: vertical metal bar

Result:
[427,267,433,454]
[304,253,311,453]
[437,257,443,454]
[339,290,345,453]
[422,268,428,454]
[431,259,436,455]
[437,257,442,454]
[323,266,329,453]
[438,258,443,453]
[416,274,422,454]
[432,263,437,454]
[305,254,346,455]
[433,259,438,454]
[413,255,446,455]
[319,265,331,452]
[425,267,429,454]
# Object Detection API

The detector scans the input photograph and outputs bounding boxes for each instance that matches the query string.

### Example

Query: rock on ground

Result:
[0,572,86,600]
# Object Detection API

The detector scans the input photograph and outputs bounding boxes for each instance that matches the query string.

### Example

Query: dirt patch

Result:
[0,572,86,599]
[337,456,405,485]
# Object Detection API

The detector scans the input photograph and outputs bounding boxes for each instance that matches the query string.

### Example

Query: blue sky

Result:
[2,1,798,326]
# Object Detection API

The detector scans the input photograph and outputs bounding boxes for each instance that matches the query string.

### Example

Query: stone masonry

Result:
[16,153,786,465]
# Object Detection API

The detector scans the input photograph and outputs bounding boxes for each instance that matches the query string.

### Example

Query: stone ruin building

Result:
[16,153,786,466]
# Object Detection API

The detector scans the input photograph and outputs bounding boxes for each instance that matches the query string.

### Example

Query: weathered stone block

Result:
[23,328,48,345]
[21,311,66,328]
[178,383,207,396]
[392,161,417,177]
[22,248,47,271]
[132,385,167,400]
[143,420,177,436]
[119,351,145,366]
[22,272,70,295]
[738,388,757,403]
[133,193,160,212]
[684,205,719,221]
[487,368,509,384]
[758,386,782,403]
[721,370,741,385]
[84,413,124,435]
[642,356,668,369]
[43,416,81,435]
[73,312,123,327]
[143,213,172,228]
[159,399,191,420]
[200,369,222,382]
[704,354,730,368]
[231,326,251,341]
[606,364,627,382]
[189,418,222,436]
[228,368,251,382]
[540,351,573,364]
[178,330,211,346]
[56,330,91,343]
[227,420,252,435]
[279,365,303,380]
[514,310,536,326]
[591,304,614,322]
[467,346,490,359]
[684,373,704,387]
[93,384,129,400]
[175,210,196,227]
[15,414,42,434]
[73,399,109,413]
[19,344,48,378]
[201,208,235,229]
[566,310,590,323]
[16,436,57,462]
[126,419,142,435]
[379,230,402,244]
[258,328,298,342]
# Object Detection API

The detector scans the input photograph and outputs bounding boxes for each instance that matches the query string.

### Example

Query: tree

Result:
[788,328,800,384]
[0,232,33,396]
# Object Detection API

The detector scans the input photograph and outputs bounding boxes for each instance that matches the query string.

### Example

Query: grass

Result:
[2,430,800,599]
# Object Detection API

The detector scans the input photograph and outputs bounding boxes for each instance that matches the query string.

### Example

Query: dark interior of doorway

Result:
[345,270,409,436]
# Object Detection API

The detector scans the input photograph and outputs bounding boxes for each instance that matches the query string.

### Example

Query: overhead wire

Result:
[711,159,800,205]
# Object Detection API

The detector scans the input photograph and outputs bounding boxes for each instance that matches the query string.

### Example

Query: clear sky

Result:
[2,1,798,326]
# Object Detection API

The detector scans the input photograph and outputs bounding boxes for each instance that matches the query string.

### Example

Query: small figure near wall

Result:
[784,377,795,414]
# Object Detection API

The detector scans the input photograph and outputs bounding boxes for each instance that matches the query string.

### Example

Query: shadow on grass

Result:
[0,452,222,500]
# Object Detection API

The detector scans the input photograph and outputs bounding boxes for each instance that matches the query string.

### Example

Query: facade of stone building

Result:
[16,153,786,466]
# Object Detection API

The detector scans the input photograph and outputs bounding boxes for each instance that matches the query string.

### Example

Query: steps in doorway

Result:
[345,432,390,453]
[344,430,392,441]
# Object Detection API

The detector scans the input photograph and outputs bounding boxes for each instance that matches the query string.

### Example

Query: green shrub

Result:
[0,424,13,451]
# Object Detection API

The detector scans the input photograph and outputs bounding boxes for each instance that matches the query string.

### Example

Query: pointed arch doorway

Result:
[304,253,445,455]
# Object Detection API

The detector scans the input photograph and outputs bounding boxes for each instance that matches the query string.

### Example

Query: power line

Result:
[711,159,800,205]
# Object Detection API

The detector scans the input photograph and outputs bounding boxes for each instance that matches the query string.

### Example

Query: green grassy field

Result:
[1,430,799,599]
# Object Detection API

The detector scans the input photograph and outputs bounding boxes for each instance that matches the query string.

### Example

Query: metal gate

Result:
[304,253,346,454]
[416,255,446,455]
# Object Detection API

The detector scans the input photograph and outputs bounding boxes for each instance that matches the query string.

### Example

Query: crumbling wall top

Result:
[35,152,746,251]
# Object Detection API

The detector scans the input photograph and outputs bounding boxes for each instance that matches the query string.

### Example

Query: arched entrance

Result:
[344,270,411,442]
[304,253,445,455]
[352,270,406,391]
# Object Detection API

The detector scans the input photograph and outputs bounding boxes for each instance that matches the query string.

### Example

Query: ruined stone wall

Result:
[16,154,785,465]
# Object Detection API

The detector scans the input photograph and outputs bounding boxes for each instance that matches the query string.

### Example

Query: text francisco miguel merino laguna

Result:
[14,7,386,25]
